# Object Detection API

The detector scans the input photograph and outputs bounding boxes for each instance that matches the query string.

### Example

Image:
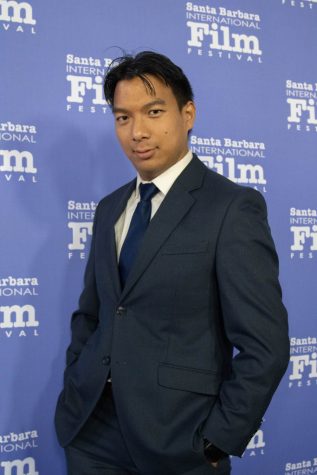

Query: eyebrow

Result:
[112,99,166,114]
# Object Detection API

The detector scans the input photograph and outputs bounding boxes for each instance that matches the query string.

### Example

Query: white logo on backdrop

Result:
[284,457,317,475]
[0,430,39,454]
[0,122,37,144]
[245,428,265,456]
[67,200,96,260]
[0,149,37,183]
[66,54,115,114]
[0,276,39,297]
[0,0,36,33]
[186,3,262,62]
[0,304,40,338]
[0,304,38,328]
[0,457,38,475]
[286,80,317,132]
[289,337,317,388]
[282,0,316,10]
[191,135,267,193]
[290,208,317,259]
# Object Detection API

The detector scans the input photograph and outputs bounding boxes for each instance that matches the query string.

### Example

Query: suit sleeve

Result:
[65,204,100,367]
[202,187,290,456]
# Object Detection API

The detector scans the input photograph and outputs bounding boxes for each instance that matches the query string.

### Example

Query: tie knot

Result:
[139,183,159,202]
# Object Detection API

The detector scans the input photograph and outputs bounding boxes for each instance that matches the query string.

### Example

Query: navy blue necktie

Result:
[119,183,159,287]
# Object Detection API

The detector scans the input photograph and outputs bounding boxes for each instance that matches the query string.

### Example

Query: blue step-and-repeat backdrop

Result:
[1,1,316,474]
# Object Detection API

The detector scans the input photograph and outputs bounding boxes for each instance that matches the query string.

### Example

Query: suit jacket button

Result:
[102,356,111,365]
[116,306,126,316]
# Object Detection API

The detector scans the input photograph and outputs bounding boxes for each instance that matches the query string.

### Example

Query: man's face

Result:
[113,75,195,181]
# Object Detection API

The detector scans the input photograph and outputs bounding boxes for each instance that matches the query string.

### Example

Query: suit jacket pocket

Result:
[158,362,221,396]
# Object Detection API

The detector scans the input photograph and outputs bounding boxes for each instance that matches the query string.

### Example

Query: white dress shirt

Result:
[115,150,193,259]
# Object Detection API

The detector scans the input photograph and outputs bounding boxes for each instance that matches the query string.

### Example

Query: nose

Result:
[131,115,150,142]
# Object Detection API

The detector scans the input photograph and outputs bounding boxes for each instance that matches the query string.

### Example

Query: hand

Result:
[211,461,219,468]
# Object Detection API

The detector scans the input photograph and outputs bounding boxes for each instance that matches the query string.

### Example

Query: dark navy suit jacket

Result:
[55,155,289,475]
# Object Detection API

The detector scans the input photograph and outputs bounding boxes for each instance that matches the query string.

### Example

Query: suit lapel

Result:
[119,155,207,302]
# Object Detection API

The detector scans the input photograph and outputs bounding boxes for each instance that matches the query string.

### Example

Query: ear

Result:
[182,101,196,131]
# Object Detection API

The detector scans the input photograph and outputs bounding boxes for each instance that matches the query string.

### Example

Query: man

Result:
[55,51,290,475]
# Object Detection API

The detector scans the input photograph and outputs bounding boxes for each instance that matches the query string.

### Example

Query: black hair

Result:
[103,51,194,111]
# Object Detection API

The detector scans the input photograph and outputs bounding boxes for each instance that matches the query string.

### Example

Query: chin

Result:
[138,168,159,181]
[135,162,157,177]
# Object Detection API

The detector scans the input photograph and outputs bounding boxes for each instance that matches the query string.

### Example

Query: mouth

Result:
[132,148,156,160]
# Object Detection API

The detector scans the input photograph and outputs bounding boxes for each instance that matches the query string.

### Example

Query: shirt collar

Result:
[135,150,193,198]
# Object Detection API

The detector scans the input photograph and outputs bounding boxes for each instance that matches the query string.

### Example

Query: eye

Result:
[148,109,164,117]
[115,115,129,123]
